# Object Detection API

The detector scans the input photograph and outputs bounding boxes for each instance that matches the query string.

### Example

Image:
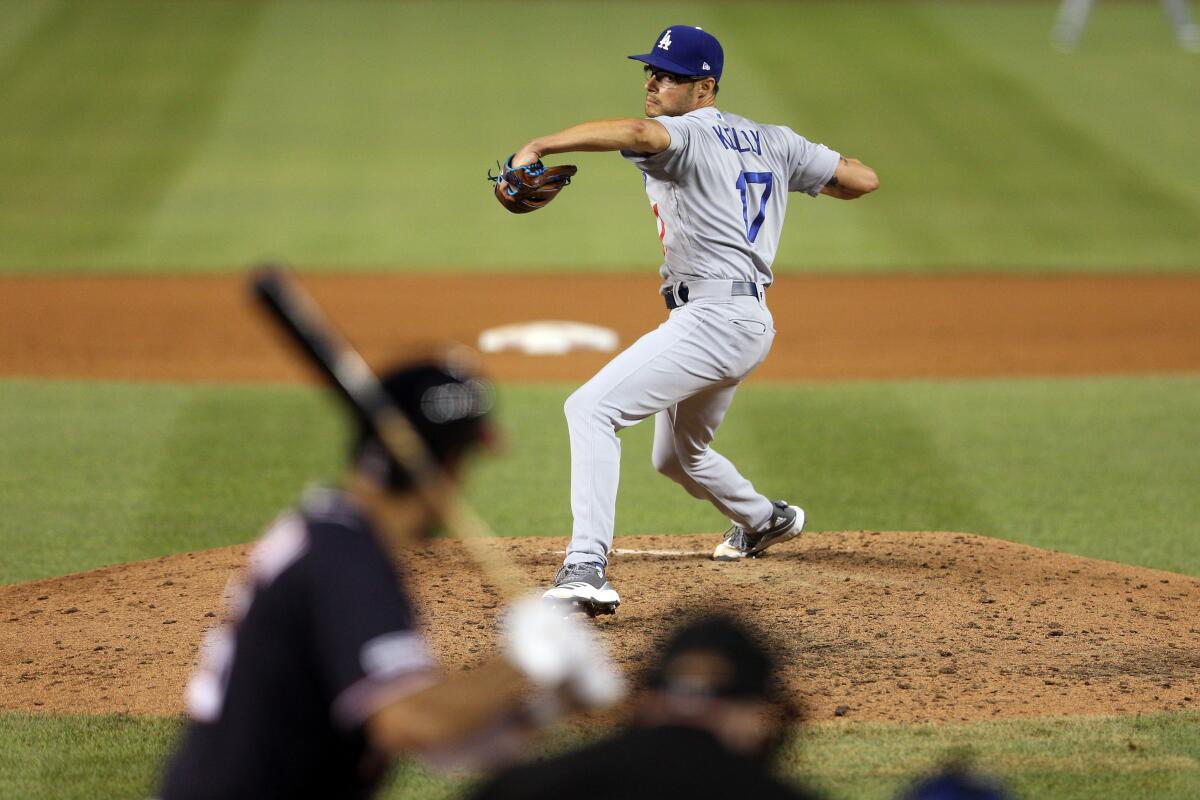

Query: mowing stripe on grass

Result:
[1,1,1198,272]
[0,0,59,70]
[0,0,264,269]
[0,713,183,800]
[1,374,1196,584]
[791,711,1200,800]
[0,379,345,584]
[709,1,1200,270]
[1,711,1196,800]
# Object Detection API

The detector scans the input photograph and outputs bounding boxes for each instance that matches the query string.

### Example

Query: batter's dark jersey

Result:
[469,724,820,800]
[160,490,435,800]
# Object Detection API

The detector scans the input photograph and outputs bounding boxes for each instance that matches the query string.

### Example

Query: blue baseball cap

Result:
[628,25,723,80]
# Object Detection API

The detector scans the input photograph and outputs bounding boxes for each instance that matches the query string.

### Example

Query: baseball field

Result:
[1,1,1199,798]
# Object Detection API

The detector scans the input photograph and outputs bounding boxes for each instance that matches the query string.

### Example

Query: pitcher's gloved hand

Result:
[488,156,577,214]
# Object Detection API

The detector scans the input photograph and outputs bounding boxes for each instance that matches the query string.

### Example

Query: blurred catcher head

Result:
[641,613,795,761]
[648,613,772,700]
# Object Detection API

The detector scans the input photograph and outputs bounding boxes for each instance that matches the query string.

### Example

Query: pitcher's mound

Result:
[1,532,1197,722]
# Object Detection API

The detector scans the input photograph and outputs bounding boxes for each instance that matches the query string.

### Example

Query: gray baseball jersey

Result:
[622,106,840,287]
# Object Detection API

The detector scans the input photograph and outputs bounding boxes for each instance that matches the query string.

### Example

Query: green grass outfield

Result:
[3,374,1198,584]
[1,0,1198,273]
[2,711,1197,799]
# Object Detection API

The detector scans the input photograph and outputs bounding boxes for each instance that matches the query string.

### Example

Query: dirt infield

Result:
[2,273,1199,383]
[1,533,1197,723]
[2,273,1198,723]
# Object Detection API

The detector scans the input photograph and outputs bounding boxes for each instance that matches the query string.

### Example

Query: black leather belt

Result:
[662,281,760,310]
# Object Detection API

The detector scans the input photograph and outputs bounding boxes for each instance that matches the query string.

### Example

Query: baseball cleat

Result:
[543,561,620,615]
[712,501,805,561]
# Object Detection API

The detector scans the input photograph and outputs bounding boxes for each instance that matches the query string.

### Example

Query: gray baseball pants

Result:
[563,281,777,567]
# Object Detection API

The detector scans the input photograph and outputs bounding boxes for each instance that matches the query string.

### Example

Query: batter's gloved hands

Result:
[502,595,624,710]
[488,155,577,214]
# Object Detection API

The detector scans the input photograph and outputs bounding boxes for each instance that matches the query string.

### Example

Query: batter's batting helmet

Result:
[352,356,495,492]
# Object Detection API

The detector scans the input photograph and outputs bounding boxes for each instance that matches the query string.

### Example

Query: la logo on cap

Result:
[629,25,724,81]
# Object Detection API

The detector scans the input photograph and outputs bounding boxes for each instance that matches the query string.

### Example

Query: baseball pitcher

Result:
[498,25,879,614]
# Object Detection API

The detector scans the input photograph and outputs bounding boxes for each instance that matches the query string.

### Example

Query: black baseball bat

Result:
[251,264,439,480]
[249,265,524,596]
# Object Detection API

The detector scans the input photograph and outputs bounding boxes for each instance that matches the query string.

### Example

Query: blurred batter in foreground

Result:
[159,358,621,800]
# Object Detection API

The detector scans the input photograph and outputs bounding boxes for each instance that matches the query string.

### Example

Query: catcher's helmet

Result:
[647,614,772,700]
